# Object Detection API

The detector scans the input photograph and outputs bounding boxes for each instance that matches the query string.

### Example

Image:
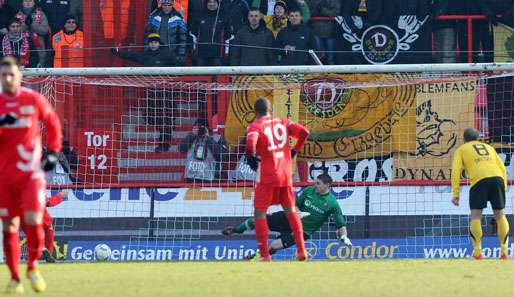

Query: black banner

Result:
[335,15,432,64]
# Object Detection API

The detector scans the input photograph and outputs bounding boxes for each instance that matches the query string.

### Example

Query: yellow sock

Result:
[470,219,483,256]
[496,216,510,255]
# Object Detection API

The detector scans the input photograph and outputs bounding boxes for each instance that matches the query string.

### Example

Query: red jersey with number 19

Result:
[245,115,309,186]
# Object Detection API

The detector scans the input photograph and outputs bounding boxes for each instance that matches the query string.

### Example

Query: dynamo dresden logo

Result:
[335,15,429,64]
[302,79,351,119]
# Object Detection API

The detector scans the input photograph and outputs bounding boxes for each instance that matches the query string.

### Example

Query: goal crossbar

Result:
[22,63,514,76]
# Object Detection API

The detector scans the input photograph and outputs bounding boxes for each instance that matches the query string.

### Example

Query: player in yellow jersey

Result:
[451,128,509,260]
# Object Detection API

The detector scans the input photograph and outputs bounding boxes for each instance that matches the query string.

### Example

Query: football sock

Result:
[24,224,44,271]
[470,219,483,257]
[3,231,21,281]
[496,216,509,255]
[286,212,306,256]
[44,226,55,254]
[254,217,270,258]
[234,218,255,233]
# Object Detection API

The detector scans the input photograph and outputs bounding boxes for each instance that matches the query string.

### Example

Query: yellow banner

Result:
[225,74,417,159]
[224,75,477,181]
[394,80,477,180]
[494,23,514,62]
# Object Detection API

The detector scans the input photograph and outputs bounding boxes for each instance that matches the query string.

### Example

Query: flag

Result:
[335,14,432,65]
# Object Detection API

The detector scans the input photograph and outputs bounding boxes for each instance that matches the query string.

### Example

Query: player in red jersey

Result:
[245,98,310,261]
[41,190,67,263]
[0,57,62,293]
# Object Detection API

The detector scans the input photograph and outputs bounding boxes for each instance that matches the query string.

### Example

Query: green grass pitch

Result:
[2,260,514,296]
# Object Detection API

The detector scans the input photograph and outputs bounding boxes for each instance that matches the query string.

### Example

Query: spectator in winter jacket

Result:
[16,0,49,67]
[52,14,83,67]
[111,33,176,66]
[255,0,310,22]
[221,0,250,36]
[0,1,16,37]
[145,0,187,66]
[309,0,340,65]
[230,7,275,66]
[275,7,317,65]
[263,0,288,37]
[290,0,310,23]
[1,18,42,67]
[191,0,228,66]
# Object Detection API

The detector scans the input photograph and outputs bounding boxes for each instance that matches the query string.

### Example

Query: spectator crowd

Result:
[1,0,514,67]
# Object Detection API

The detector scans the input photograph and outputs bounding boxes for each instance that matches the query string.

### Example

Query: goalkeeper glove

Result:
[0,113,18,126]
[246,155,260,171]
[340,234,353,246]
[42,151,58,172]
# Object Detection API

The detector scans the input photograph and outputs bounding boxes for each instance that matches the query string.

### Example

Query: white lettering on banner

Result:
[71,245,174,261]
[84,132,110,147]
[178,246,208,260]
[371,32,387,47]
[84,132,110,171]
[214,246,256,260]
[369,186,514,216]
[309,158,393,182]
[188,161,206,172]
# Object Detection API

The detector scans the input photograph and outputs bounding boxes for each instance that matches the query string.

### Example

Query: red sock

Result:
[44,225,55,255]
[254,217,270,258]
[3,231,21,281]
[286,212,306,256]
[24,224,44,271]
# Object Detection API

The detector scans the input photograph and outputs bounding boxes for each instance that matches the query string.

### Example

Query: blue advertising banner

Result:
[66,236,513,261]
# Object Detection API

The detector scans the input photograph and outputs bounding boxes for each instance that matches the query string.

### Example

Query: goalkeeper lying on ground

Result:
[222,174,352,259]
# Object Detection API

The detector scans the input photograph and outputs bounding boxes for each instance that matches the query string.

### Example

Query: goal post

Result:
[21,63,514,261]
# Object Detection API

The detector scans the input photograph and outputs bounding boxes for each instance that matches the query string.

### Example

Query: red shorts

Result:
[0,178,46,219]
[254,184,295,211]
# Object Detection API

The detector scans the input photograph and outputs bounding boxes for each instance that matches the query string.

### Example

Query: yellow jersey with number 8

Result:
[451,141,507,197]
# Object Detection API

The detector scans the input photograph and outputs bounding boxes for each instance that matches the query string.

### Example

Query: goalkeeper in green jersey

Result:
[222,174,352,259]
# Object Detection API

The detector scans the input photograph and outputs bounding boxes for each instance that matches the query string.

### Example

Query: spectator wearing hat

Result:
[309,0,340,65]
[263,0,287,37]
[1,18,42,67]
[190,0,228,66]
[15,0,49,67]
[230,7,275,66]
[111,33,176,66]
[145,0,187,66]
[275,7,317,65]
[52,14,83,67]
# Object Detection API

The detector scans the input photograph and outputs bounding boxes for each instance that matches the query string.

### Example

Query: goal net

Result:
[21,64,514,261]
